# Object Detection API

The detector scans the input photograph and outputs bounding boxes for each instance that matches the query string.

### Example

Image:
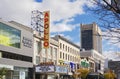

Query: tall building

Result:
[81,23,102,54]
[53,35,81,75]
[0,20,33,79]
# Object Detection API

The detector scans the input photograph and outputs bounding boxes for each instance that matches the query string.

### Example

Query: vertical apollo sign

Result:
[44,11,50,48]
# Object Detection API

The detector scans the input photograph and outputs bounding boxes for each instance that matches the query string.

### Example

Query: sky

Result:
[0,0,120,60]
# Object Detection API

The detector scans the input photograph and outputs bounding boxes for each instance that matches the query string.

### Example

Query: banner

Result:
[43,11,50,48]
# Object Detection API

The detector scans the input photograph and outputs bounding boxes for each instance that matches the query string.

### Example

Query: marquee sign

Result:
[55,66,67,73]
[35,65,54,73]
[43,11,50,48]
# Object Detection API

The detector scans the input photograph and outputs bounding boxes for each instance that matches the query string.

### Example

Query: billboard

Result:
[0,22,21,48]
[43,11,50,48]
[0,35,10,46]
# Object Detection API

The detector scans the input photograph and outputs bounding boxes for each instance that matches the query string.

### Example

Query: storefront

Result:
[35,62,68,79]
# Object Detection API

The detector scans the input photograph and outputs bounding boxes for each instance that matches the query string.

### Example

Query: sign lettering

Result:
[43,11,50,48]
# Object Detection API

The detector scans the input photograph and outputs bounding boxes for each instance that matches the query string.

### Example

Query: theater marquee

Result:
[43,11,50,48]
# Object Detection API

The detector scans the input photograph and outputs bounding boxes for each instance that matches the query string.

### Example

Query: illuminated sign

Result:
[55,66,67,73]
[43,11,50,48]
[36,65,54,72]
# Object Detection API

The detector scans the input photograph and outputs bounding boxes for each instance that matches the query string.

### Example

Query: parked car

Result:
[86,72,104,79]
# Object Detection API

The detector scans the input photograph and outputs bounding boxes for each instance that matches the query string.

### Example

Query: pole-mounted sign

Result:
[43,11,50,48]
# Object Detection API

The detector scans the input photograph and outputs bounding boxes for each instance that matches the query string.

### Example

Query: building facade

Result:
[108,60,120,79]
[33,31,60,79]
[80,50,105,73]
[33,31,59,65]
[81,23,102,54]
[0,20,33,79]
[80,23,104,73]
[53,35,81,75]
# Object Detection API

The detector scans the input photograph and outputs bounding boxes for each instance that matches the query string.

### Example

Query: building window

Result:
[36,56,40,64]
[60,52,62,58]
[35,41,41,55]
[43,57,47,62]
[53,48,57,59]
[63,53,64,59]
[68,55,69,61]
[66,54,67,60]
[66,46,67,51]
[63,44,64,50]
[68,47,69,52]
[41,47,47,57]
[48,46,52,56]
[50,46,52,55]
[53,60,57,65]
[13,71,19,79]
[60,43,62,49]
[2,51,32,62]
[0,22,21,48]
[81,30,93,50]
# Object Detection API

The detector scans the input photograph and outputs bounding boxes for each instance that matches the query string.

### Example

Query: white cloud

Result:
[0,0,94,33]
[51,18,79,32]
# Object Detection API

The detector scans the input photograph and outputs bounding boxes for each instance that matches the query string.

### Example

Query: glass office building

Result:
[0,20,33,79]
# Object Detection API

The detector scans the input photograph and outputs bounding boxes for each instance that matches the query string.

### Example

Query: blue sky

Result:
[0,0,119,60]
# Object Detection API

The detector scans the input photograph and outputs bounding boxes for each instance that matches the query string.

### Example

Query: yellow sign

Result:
[0,35,10,46]
[43,11,50,48]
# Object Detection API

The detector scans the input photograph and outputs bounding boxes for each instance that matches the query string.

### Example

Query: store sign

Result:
[36,65,54,72]
[40,62,54,66]
[43,11,50,48]
[22,37,32,48]
[55,66,67,73]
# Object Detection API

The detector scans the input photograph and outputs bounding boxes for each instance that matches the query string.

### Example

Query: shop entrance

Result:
[35,74,56,79]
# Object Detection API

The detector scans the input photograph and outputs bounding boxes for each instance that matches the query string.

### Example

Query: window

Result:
[60,52,62,58]
[66,54,67,60]
[36,56,40,64]
[66,46,67,51]
[68,47,69,52]
[63,53,64,59]
[63,44,64,50]
[0,22,21,48]
[41,48,47,57]
[53,48,57,59]
[68,55,69,61]
[50,46,52,55]
[2,51,32,62]
[35,41,41,54]
[13,71,19,79]
[60,43,62,49]
[81,30,93,50]
[43,57,47,62]
[53,60,57,65]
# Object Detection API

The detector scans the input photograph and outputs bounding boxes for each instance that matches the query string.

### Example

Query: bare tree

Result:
[88,0,120,44]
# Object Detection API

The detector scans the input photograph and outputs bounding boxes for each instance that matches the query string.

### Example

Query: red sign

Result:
[44,11,50,48]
